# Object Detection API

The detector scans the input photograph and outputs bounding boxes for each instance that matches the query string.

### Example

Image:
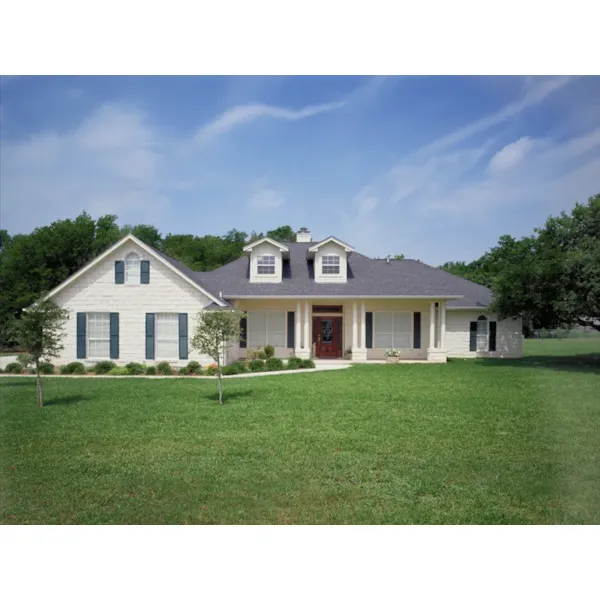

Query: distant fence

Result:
[528,328,600,339]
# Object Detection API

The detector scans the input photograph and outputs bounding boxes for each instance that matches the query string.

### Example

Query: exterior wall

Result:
[445,310,523,358]
[248,240,283,284]
[52,240,214,366]
[313,242,348,284]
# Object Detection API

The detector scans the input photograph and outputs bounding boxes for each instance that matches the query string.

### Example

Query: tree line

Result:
[440,194,600,332]
[0,214,297,348]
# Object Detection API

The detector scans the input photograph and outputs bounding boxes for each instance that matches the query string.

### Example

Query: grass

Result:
[1,338,599,524]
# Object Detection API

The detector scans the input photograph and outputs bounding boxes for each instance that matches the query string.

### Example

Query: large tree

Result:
[492,195,600,330]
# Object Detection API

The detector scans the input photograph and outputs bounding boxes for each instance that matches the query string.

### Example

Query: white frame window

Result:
[125,252,141,284]
[88,312,110,358]
[155,313,179,358]
[374,311,412,348]
[247,311,286,347]
[476,315,488,352]
[257,254,276,275]
[322,254,340,275]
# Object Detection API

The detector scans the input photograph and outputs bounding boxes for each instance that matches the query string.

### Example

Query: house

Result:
[43,229,523,366]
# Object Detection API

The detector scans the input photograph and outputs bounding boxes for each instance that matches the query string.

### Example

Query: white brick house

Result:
[43,230,523,366]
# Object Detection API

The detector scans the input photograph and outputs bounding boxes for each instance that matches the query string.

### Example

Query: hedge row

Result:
[0,358,316,376]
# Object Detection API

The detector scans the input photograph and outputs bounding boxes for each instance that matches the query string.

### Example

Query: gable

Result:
[44,235,226,306]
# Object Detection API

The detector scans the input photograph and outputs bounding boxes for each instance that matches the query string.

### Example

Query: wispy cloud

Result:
[0,103,171,233]
[195,100,346,143]
[488,137,535,174]
[248,188,286,210]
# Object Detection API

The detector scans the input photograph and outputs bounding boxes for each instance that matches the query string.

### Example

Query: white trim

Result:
[308,236,354,253]
[227,295,464,300]
[42,234,228,307]
[243,237,289,253]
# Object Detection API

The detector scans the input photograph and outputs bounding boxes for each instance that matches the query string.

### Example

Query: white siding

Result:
[313,242,348,284]
[248,240,283,283]
[445,310,523,358]
[52,240,214,366]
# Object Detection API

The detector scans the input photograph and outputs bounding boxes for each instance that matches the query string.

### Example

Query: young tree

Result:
[16,299,69,407]
[190,309,245,405]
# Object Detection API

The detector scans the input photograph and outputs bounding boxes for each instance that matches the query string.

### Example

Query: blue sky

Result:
[1,75,599,265]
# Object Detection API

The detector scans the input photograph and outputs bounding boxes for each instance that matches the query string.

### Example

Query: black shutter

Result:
[76,313,87,359]
[489,321,497,351]
[287,312,295,348]
[178,313,188,359]
[469,321,477,351]
[239,317,247,349]
[115,260,125,284]
[413,312,421,349]
[109,313,119,359]
[146,313,155,360]
[365,312,373,349]
[141,260,150,284]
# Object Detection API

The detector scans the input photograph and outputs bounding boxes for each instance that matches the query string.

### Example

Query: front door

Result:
[313,316,342,358]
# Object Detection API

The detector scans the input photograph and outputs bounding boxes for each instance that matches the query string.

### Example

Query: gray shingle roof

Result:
[154,241,493,309]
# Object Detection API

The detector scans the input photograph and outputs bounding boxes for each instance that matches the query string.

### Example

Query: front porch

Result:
[231,298,450,363]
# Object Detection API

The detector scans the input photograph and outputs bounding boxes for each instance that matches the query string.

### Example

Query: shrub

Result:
[156,361,172,375]
[204,363,218,376]
[182,360,202,375]
[264,345,275,358]
[247,348,260,360]
[300,358,315,369]
[287,357,303,370]
[145,365,157,375]
[258,351,268,360]
[94,360,117,375]
[266,357,284,371]
[16,353,33,368]
[232,360,248,373]
[249,359,265,372]
[36,362,55,375]
[107,367,129,376]
[221,365,239,375]
[0,367,3,373]
[60,361,86,375]
[4,362,23,374]
[125,362,144,375]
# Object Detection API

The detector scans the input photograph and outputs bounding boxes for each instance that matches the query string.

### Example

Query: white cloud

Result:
[0,103,171,233]
[195,100,346,143]
[488,136,535,174]
[248,188,286,210]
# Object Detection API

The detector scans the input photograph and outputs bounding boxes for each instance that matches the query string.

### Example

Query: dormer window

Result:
[125,252,141,284]
[257,254,276,275]
[322,255,340,275]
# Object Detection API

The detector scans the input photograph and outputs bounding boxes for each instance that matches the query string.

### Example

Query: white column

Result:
[440,301,446,350]
[429,301,435,348]
[304,301,310,354]
[360,302,366,350]
[352,302,358,349]
[295,302,301,350]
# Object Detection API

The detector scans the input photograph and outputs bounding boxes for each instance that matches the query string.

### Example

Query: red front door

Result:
[313,316,342,358]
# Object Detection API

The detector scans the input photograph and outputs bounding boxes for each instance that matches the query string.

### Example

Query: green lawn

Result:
[1,338,599,524]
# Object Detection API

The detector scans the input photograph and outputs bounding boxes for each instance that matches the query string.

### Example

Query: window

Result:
[257,254,276,275]
[156,313,179,358]
[322,254,340,275]
[247,311,285,347]
[374,312,411,348]
[88,313,110,358]
[125,252,141,284]
[476,315,488,351]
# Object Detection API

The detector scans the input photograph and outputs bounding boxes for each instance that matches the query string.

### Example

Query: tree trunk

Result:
[216,358,223,406]
[35,358,43,408]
